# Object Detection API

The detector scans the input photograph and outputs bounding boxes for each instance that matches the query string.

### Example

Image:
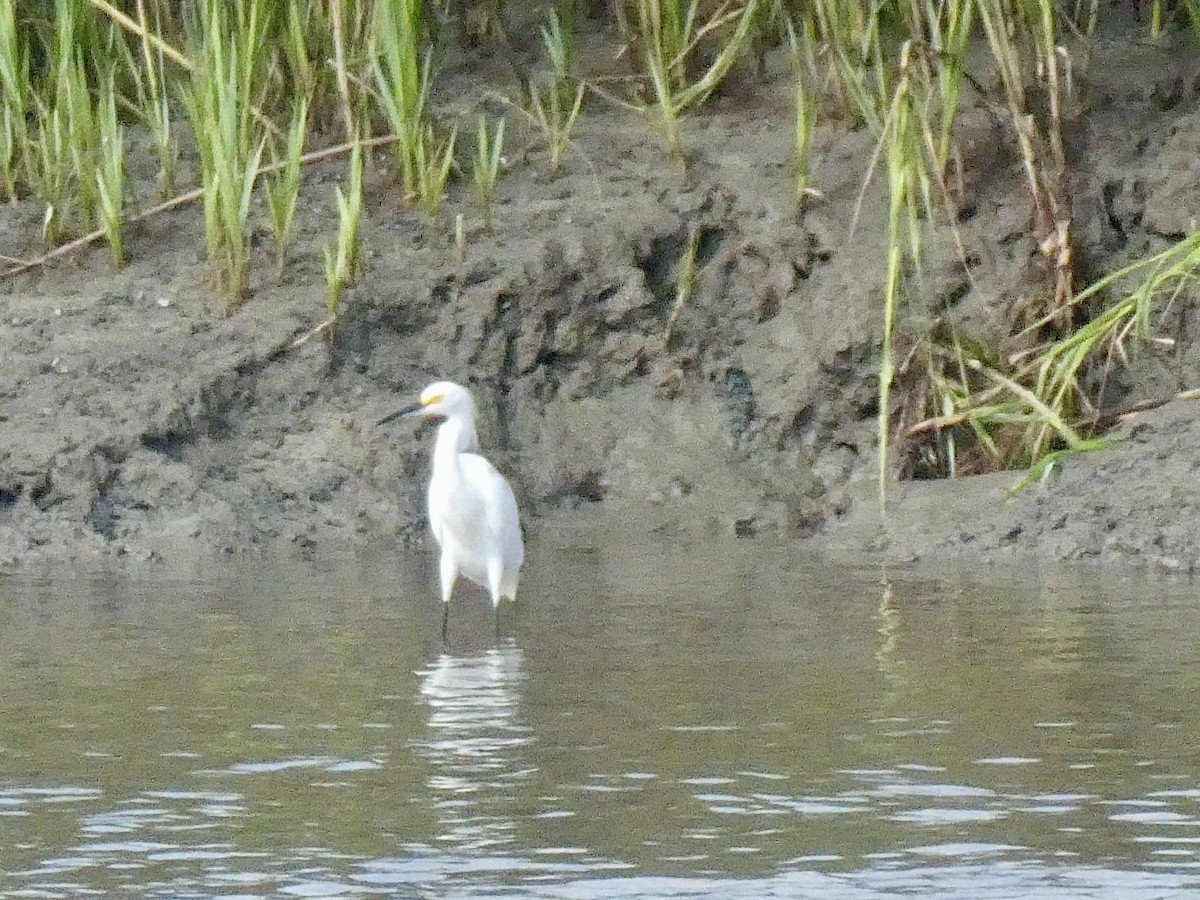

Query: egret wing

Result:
[461,453,523,562]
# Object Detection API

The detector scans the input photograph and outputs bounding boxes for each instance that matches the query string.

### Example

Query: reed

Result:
[412,122,456,218]
[30,102,69,244]
[638,0,760,166]
[1025,232,1200,459]
[876,42,918,511]
[95,69,125,266]
[977,0,1073,325]
[372,0,428,200]
[662,226,700,350]
[60,51,99,234]
[530,81,584,176]
[784,16,817,204]
[0,0,27,200]
[541,7,574,91]
[265,96,309,277]
[324,136,365,318]
[131,0,176,197]
[472,114,505,228]
[904,227,1200,480]
[529,7,584,175]
[26,0,102,242]
[181,0,269,308]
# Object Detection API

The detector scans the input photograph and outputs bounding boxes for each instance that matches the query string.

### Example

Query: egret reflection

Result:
[413,640,533,852]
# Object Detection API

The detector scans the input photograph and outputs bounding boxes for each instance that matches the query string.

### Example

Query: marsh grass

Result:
[638,0,761,166]
[977,0,1074,324]
[265,96,309,277]
[324,136,364,318]
[26,0,104,245]
[530,81,585,176]
[530,7,585,175]
[784,17,818,204]
[804,0,1084,503]
[182,0,269,308]
[60,50,100,234]
[372,0,429,200]
[875,42,923,510]
[1,0,1193,494]
[472,114,505,228]
[662,225,700,350]
[131,0,177,197]
[30,102,69,244]
[903,228,1200,484]
[541,7,574,90]
[413,122,456,218]
[0,0,27,201]
[1025,233,1200,450]
[95,70,125,266]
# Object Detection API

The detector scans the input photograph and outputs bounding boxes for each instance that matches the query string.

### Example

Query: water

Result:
[3,528,1200,898]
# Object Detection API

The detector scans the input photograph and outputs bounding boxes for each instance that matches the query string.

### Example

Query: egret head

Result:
[378,380,476,427]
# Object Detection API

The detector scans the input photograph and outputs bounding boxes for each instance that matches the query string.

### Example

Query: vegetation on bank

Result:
[1,0,1198,504]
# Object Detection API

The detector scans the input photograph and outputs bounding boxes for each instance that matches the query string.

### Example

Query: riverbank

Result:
[3,17,1200,573]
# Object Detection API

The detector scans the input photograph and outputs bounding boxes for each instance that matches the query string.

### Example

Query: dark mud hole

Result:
[4,21,1200,573]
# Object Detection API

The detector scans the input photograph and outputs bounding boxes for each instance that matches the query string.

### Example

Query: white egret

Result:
[378,381,524,638]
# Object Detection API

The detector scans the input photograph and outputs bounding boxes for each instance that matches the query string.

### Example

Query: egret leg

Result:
[487,563,505,640]
[439,551,458,643]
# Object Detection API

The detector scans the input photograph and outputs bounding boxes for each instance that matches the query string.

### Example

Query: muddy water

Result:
[3,530,1200,898]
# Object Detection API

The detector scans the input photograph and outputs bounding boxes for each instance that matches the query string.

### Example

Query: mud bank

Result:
[3,25,1200,574]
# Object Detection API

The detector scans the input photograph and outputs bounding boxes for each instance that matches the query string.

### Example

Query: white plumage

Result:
[379,381,523,635]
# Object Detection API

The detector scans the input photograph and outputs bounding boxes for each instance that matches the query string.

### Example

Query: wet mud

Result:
[3,21,1200,572]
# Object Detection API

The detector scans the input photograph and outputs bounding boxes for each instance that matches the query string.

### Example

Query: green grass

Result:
[265,96,310,277]
[181,0,269,308]
[95,68,125,266]
[0,0,28,201]
[0,0,1194,501]
[324,135,364,318]
[530,80,584,176]
[30,100,68,244]
[372,0,429,201]
[60,49,99,234]
[412,122,456,218]
[638,0,761,166]
[130,0,177,198]
[784,17,817,204]
[472,114,505,228]
[530,7,585,175]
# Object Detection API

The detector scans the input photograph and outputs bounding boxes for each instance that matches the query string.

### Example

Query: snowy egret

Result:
[378,381,524,638]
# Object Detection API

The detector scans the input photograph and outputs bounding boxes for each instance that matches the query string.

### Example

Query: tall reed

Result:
[30,102,68,244]
[95,69,125,266]
[372,0,428,200]
[325,136,364,318]
[132,0,176,197]
[638,0,761,166]
[472,114,505,228]
[0,0,27,200]
[785,16,817,204]
[265,96,309,277]
[530,7,585,175]
[59,50,99,233]
[181,0,269,307]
